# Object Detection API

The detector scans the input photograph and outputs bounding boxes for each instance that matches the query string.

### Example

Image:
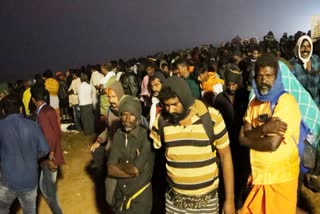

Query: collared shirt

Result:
[100,71,116,86]
[45,78,59,96]
[77,82,97,106]
[90,71,104,88]
[68,77,81,105]
[0,114,49,191]
[108,126,154,196]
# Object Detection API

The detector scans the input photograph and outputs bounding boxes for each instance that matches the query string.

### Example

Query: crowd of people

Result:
[0,30,320,214]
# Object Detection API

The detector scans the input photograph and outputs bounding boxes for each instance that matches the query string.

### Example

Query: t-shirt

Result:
[150,100,229,195]
[244,93,301,184]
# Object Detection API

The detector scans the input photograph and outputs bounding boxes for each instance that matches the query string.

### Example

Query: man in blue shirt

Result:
[0,95,49,214]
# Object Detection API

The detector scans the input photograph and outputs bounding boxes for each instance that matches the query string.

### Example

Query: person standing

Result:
[31,85,65,214]
[176,58,201,99]
[43,70,60,124]
[289,35,320,108]
[68,70,82,131]
[213,64,250,210]
[150,76,235,214]
[89,81,125,206]
[108,96,154,213]
[77,73,97,136]
[0,95,49,214]
[239,54,301,214]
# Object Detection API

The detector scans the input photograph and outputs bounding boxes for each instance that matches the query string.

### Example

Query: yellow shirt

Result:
[45,78,59,96]
[22,88,31,116]
[244,93,300,185]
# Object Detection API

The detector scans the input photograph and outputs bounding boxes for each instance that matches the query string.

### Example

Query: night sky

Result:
[0,0,319,82]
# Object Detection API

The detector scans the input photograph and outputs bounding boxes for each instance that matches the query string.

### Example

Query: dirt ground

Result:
[11,131,320,214]
[13,132,111,214]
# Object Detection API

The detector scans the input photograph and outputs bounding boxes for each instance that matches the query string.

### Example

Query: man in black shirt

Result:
[213,64,250,210]
[107,96,154,214]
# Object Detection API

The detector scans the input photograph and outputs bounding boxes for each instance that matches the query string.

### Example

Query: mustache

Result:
[258,83,271,88]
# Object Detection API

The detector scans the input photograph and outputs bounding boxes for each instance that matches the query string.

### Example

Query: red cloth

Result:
[38,104,65,165]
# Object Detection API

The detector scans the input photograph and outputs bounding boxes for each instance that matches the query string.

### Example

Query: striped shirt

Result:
[150,100,229,196]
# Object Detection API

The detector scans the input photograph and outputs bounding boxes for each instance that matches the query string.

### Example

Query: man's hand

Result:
[306,60,312,72]
[68,89,74,95]
[47,160,58,172]
[222,199,235,214]
[262,117,287,136]
[90,142,101,152]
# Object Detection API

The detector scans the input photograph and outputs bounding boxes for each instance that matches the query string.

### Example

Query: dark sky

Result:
[0,0,318,82]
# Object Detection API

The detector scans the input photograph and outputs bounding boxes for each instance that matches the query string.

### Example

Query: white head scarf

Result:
[294,35,313,70]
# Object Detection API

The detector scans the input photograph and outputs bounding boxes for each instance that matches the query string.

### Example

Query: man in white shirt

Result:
[78,73,97,136]
[68,70,82,131]
[90,68,104,90]
[90,67,104,111]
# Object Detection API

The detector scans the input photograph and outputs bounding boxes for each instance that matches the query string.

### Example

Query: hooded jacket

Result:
[97,81,125,145]
[162,76,195,111]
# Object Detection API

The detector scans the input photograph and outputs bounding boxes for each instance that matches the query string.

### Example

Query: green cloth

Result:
[0,82,9,94]
[184,75,201,99]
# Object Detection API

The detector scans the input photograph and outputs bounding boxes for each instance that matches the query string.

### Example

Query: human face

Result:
[177,64,189,78]
[107,89,119,110]
[255,66,276,95]
[162,66,169,74]
[101,66,108,75]
[163,97,185,123]
[150,78,162,97]
[252,50,260,61]
[226,82,239,95]
[197,71,208,83]
[121,112,138,133]
[146,67,155,76]
[300,40,312,59]
[232,55,241,64]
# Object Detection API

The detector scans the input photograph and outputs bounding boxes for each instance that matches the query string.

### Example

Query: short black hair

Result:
[255,53,278,76]
[101,62,113,71]
[161,63,168,69]
[251,44,262,53]
[43,69,53,78]
[176,57,190,67]
[80,73,89,83]
[159,85,178,103]
[194,64,208,77]
[145,61,155,69]
[31,85,46,101]
[2,94,23,115]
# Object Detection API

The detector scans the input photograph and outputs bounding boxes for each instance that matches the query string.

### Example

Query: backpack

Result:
[120,71,140,97]
[270,91,315,174]
[157,104,216,153]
